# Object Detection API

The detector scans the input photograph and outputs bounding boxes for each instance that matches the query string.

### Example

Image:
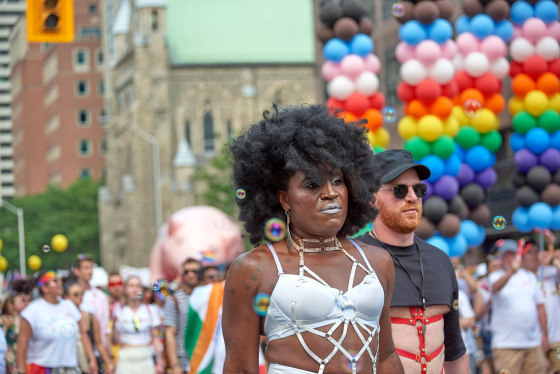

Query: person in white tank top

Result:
[224,105,404,374]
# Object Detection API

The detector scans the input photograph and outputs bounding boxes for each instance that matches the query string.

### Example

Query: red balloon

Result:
[455,70,474,92]
[475,73,501,97]
[523,55,547,80]
[326,97,345,111]
[548,59,560,77]
[509,61,523,77]
[397,82,416,103]
[370,92,386,110]
[415,79,442,104]
[441,81,459,98]
[344,92,370,116]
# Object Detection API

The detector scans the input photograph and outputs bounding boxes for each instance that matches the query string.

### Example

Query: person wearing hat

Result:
[488,240,547,374]
[355,149,469,374]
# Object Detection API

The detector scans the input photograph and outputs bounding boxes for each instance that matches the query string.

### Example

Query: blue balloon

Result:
[513,207,532,232]
[427,235,450,255]
[529,202,553,229]
[399,20,427,46]
[526,127,551,155]
[428,19,453,44]
[552,205,560,230]
[488,153,496,168]
[460,220,480,247]
[350,34,374,57]
[551,130,560,150]
[470,14,495,39]
[473,225,486,247]
[511,1,534,25]
[455,15,470,35]
[420,155,445,183]
[454,145,466,161]
[447,235,468,257]
[535,0,559,24]
[494,20,514,42]
[444,154,461,177]
[323,38,349,62]
[510,132,526,152]
[466,145,491,172]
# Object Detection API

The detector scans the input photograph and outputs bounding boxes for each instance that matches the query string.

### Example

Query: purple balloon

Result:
[456,163,475,187]
[540,148,560,173]
[424,182,433,200]
[434,175,460,201]
[475,167,497,190]
[514,149,538,173]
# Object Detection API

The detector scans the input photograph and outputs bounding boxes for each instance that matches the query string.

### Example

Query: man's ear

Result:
[370,194,379,209]
[276,189,289,212]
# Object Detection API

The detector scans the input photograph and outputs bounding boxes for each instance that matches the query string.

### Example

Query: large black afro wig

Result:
[229,104,380,245]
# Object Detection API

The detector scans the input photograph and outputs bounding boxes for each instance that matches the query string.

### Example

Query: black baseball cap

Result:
[373,149,431,184]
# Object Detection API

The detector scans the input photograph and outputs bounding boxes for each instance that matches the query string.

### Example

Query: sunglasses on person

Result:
[71,291,83,297]
[380,183,427,199]
[182,269,200,275]
[108,280,124,287]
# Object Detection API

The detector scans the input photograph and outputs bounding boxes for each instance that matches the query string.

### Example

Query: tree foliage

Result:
[0,178,102,274]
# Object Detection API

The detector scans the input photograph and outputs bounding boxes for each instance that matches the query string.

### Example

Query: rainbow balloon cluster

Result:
[319,0,389,151]
[508,0,560,231]
[392,0,472,257]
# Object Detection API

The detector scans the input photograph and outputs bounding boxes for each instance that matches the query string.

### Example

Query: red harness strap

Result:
[391,307,445,373]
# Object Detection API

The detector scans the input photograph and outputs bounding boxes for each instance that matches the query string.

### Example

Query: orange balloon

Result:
[363,108,383,132]
[405,100,428,119]
[430,97,453,119]
[484,93,505,114]
[341,111,358,123]
[536,73,560,97]
[459,88,485,106]
[512,73,536,98]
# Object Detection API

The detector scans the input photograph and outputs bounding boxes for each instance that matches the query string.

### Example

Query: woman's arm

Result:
[16,318,31,373]
[222,251,266,374]
[151,327,164,374]
[92,313,114,374]
[79,313,99,374]
[374,249,405,374]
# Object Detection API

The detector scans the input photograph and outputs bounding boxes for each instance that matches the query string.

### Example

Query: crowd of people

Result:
[0,104,559,374]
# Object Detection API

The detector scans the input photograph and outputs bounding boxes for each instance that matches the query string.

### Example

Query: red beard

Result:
[377,199,422,234]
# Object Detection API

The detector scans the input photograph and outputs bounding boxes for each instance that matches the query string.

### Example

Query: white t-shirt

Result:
[538,265,560,343]
[113,303,159,346]
[21,298,81,367]
[458,289,478,355]
[489,268,545,349]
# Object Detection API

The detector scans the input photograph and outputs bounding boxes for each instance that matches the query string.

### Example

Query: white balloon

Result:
[536,36,560,61]
[400,59,427,85]
[429,58,455,84]
[510,37,535,62]
[490,57,510,79]
[355,71,379,96]
[453,54,464,71]
[327,76,355,100]
[464,51,489,77]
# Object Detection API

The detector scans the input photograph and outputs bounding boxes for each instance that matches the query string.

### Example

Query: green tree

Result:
[0,178,102,274]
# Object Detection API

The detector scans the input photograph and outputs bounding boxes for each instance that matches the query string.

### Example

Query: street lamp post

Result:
[130,126,162,228]
[0,200,26,276]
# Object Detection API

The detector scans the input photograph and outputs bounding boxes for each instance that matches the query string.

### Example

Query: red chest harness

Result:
[392,306,445,374]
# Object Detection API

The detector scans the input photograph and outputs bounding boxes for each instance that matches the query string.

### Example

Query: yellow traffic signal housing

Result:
[26,0,74,43]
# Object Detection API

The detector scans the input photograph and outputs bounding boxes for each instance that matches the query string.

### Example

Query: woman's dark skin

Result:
[223,170,403,374]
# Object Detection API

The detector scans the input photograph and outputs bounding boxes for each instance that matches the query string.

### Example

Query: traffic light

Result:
[26,0,74,43]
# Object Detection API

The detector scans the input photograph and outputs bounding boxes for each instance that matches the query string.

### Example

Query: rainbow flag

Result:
[201,250,216,263]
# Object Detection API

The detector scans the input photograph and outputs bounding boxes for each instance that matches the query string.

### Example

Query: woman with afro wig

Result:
[223,104,403,374]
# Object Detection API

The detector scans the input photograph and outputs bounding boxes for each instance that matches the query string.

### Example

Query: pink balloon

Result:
[548,21,560,42]
[480,35,507,62]
[416,40,441,65]
[321,61,340,82]
[364,54,381,74]
[395,42,415,63]
[523,18,548,44]
[441,40,458,59]
[456,33,480,56]
[340,54,366,79]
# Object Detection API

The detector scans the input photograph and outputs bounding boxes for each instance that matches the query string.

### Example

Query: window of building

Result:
[203,112,214,152]
[1,169,12,174]
[97,50,104,66]
[1,156,11,161]
[99,108,107,123]
[0,129,11,134]
[76,80,89,97]
[89,3,97,15]
[151,10,159,31]
[79,27,101,40]
[80,168,91,178]
[78,139,92,156]
[100,139,107,154]
[75,50,87,65]
[98,80,105,95]
[1,182,13,187]
[77,110,90,126]
[185,120,191,145]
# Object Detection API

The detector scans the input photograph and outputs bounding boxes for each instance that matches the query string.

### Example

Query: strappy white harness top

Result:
[264,238,385,374]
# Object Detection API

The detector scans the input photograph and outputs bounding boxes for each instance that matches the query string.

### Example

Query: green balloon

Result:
[538,110,560,133]
[455,126,480,149]
[373,146,385,154]
[404,137,430,160]
[480,130,502,153]
[512,111,537,135]
[432,135,455,159]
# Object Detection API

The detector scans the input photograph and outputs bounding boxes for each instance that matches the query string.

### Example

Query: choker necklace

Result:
[290,232,342,253]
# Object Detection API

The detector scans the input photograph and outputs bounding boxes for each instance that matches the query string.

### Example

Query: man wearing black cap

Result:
[355,149,469,374]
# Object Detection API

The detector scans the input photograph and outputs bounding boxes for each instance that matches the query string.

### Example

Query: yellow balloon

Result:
[397,116,418,140]
[366,131,375,147]
[508,96,524,115]
[51,234,68,253]
[451,105,470,127]
[28,255,42,271]
[442,116,459,138]
[472,108,497,134]
[373,127,390,148]
[0,256,7,272]
[524,90,549,116]
[549,93,560,112]
[417,115,443,142]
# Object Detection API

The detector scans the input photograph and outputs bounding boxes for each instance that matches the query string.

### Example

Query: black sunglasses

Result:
[182,269,199,275]
[380,183,427,199]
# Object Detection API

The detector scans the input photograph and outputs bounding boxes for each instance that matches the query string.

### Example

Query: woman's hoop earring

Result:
[285,210,292,250]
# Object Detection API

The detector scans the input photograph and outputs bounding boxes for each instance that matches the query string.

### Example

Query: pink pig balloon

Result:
[149,206,245,282]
